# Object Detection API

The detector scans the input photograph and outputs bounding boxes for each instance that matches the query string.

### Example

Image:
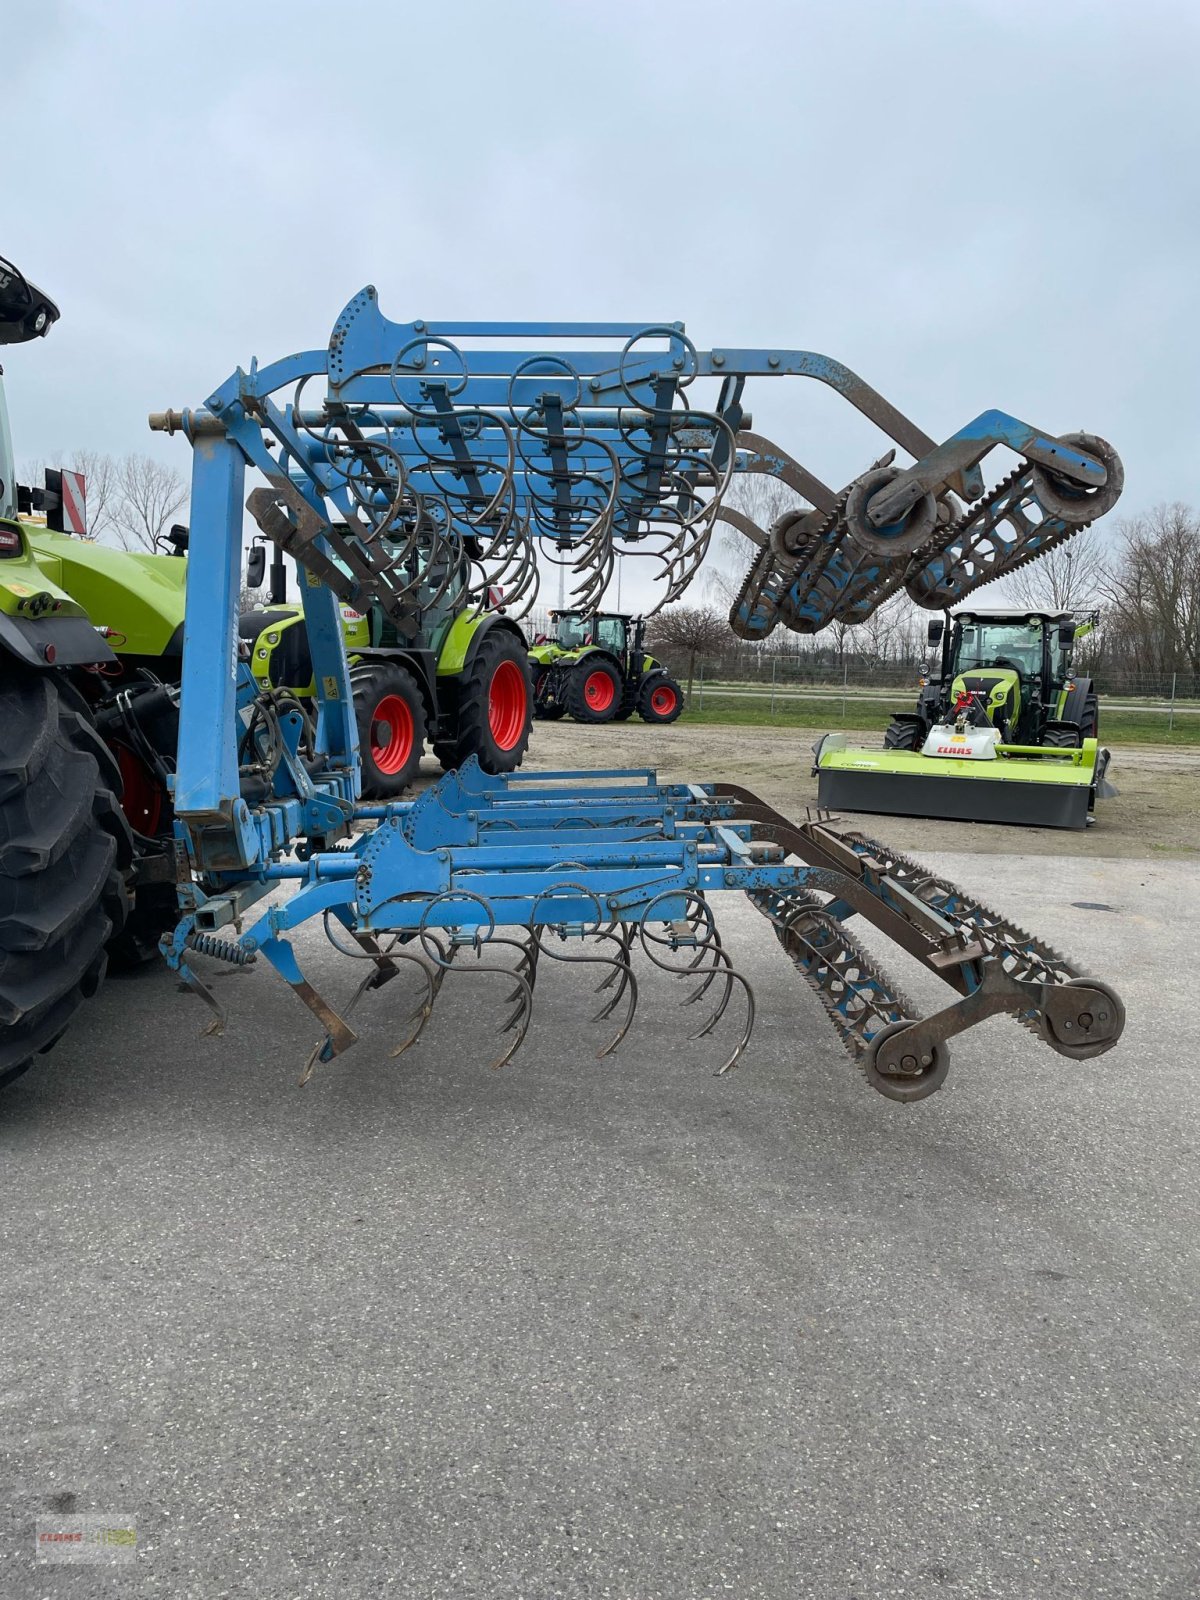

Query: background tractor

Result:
[530,610,683,725]
[241,541,532,797]
[815,607,1112,829]
[886,607,1101,751]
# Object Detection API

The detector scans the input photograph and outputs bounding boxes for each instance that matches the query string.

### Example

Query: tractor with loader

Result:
[1,268,1129,1104]
[530,609,683,724]
[815,607,1113,829]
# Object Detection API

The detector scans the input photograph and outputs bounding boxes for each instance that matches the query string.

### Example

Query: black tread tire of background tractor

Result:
[442,630,534,774]
[352,661,427,799]
[1080,693,1099,740]
[637,674,684,724]
[883,718,922,752]
[565,657,622,724]
[0,667,134,1092]
[1042,727,1082,750]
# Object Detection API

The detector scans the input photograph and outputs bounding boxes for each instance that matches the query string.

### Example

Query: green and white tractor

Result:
[815,606,1113,829]
[529,609,683,725]
[240,542,533,797]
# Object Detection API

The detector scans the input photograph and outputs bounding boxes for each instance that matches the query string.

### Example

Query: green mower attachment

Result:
[814,732,1114,830]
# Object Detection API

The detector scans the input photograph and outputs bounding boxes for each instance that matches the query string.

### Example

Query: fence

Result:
[681,658,1197,742]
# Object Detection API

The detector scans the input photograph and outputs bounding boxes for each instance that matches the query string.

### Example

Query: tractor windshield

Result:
[554,613,590,649]
[955,618,1044,677]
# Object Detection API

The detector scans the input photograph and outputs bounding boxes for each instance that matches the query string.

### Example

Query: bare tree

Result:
[112,454,188,552]
[646,604,729,694]
[1101,504,1200,676]
[1004,523,1109,612]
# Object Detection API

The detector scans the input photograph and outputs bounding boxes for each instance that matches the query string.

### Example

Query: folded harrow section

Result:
[161,764,1124,1102]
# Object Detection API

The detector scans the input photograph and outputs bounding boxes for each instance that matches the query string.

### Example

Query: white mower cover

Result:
[920,723,1002,761]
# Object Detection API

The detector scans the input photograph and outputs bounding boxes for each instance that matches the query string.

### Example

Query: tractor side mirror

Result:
[926,619,944,647]
[166,523,190,555]
[246,543,266,588]
[1058,623,1077,649]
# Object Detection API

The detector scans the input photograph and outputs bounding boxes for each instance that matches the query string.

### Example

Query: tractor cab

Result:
[940,608,1085,742]
[948,611,1054,740]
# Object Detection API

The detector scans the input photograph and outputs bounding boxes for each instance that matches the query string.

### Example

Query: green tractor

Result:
[0,256,191,1089]
[240,542,533,798]
[529,609,684,725]
[815,606,1113,830]
[887,607,1102,751]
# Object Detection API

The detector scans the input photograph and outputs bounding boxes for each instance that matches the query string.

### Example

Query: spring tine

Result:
[687,945,736,1038]
[594,922,635,995]
[588,933,639,1057]
[634,892,756,1073]
[391,941,451,1058]
[713,967,756,1076]
[479,962,534,1068]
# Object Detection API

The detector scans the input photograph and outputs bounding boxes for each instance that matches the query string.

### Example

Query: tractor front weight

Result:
[152,292,1126,1101]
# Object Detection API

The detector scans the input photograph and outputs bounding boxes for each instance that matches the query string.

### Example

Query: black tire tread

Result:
[446,632,533,773]
[351,660,427,798]
[884,718,922,752]
[564,657,622,724]
[0,668,133,1091]
[636,674,684,724]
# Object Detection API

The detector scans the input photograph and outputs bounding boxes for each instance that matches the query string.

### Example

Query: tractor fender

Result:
[0,607,115,669]
[1057,676,1093,726]
[348,646,439,722]
[562,645,622,678]
[886,709,930,735]
[437,612,529,679]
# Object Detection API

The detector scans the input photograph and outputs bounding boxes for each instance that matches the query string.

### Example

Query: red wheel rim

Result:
[650,685,677,716]
[114,743,163,834]
[489,660,527,751]
[584,669,615,711]
[371,693,414,774]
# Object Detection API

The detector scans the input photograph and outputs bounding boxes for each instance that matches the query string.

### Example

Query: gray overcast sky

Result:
[5,0,1198,607]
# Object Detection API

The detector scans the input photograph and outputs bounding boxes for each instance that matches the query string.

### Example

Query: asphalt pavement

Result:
[1,851,1196,1598]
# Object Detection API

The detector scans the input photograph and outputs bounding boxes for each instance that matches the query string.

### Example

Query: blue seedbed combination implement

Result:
[141,289,1123,1100]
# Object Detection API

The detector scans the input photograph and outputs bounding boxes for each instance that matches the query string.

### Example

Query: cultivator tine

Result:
[390,937,451,1059]
[176,958,229,1038]
[530,885,638,1059]
[295,914,433,1083]
[409,892,535,1070]
[637,892,755,1074]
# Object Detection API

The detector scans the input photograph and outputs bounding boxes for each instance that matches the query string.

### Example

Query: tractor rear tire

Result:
[1042,728,1082,750]
[637,675,684,724]
[443,630,533,774]
[566,658,622,724]
[0,666,134,1092]
[884,719,922,752]
[1080,694,1100,739]
[352,661,427,799]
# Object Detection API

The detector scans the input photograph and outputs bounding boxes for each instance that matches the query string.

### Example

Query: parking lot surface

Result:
[2,844,1196,1598]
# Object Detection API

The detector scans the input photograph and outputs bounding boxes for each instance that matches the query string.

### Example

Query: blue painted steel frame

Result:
[160,288,1112,982]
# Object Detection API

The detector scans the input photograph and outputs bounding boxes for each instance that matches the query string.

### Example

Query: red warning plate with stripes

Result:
[60,469,87,535]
